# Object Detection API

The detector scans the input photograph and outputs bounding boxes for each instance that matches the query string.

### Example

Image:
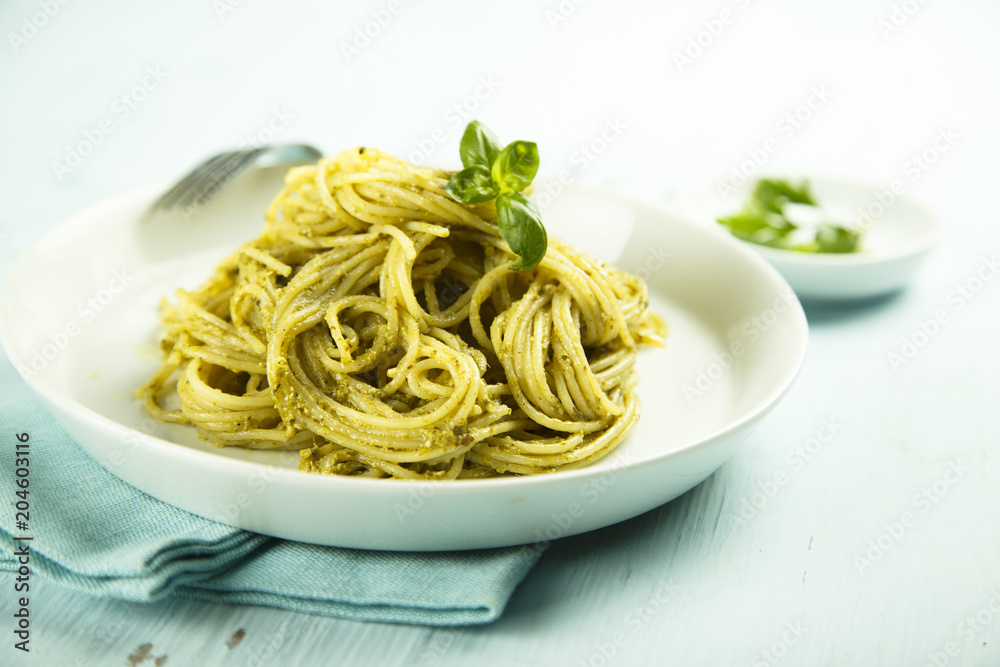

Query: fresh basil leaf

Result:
[717,214,774,237]
[750,178,817,215]
[459,121,502,169]
[445,165,499,204]
[815,224,860,253]
[717,214,796,245]
[491,141,539,195]
[496,193,547,272]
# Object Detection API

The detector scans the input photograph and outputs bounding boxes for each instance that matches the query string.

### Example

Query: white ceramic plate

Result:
[0,172,808,551]
[676,176,943,300]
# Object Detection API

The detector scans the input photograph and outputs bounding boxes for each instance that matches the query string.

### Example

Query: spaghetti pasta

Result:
[138,147,666,479]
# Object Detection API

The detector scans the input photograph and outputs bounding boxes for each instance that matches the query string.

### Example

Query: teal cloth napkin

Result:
[0,397,541,625]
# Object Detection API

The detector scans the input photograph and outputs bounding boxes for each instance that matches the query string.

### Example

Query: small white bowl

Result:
[679,177,944,301]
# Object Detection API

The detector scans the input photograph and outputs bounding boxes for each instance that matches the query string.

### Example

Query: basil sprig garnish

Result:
[445,121,547,271]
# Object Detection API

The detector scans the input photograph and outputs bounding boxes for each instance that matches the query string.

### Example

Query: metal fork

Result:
[148,143,322,215]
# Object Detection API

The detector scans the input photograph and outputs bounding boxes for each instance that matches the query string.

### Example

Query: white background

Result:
[2,0,999,665]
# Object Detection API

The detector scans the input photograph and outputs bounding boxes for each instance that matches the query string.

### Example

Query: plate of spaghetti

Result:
[0,128,808,550]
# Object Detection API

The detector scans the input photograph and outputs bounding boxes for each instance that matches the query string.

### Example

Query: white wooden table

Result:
[2,1,999,664]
